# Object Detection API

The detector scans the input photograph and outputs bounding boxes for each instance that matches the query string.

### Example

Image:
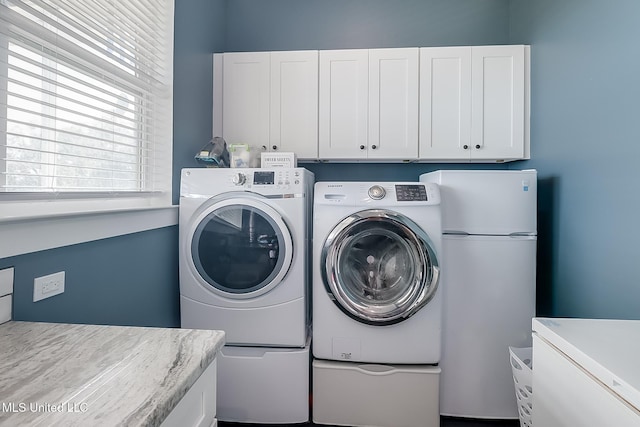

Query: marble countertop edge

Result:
[0,321,225,427]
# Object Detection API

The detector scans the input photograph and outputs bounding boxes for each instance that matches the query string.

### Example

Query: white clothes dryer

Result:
[179,167,313,347]
[312,182,443,364]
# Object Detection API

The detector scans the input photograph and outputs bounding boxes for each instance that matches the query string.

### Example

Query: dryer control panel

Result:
[249,169,302,190]
[180,167,312,197]
[224,169,304,191]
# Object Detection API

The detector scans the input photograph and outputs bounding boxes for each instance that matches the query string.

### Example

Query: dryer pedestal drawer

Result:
[217,341,310,424]
[312,359,440,427]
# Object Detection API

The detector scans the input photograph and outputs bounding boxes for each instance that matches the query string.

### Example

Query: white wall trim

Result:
[0,206,178,259]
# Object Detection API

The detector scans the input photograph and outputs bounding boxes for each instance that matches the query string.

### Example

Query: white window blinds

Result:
[0,0,174,195]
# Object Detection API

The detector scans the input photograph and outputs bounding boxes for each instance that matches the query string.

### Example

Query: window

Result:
[0,0,174,209]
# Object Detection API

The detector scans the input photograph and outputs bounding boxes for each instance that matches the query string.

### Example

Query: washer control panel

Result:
[395,184,428,201]
[368,185,386,200]
[315,182,441,206]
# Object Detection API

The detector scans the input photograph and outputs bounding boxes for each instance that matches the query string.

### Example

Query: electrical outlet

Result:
[33,271,65,302]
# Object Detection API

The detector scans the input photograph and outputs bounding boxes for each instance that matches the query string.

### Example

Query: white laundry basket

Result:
[509,346,533,427]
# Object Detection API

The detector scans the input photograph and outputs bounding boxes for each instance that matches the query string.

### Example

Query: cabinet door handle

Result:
[262,145,267,150]
[475,144,481,149]
[371,145,377,150]
[463,145,469,150]
[272,145,278,150]
[360,145,365,150]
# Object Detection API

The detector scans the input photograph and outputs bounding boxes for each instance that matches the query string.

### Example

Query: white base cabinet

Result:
[160,359,217,427]
[532,318,640,427]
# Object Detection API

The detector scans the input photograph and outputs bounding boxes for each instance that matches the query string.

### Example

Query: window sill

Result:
[0,204,178,259]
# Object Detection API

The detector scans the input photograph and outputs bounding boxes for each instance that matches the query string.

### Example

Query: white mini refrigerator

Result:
[420,170,537,419]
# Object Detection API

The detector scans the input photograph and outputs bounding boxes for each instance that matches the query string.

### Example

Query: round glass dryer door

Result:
[321,209,439,325]
[188,198,293,298]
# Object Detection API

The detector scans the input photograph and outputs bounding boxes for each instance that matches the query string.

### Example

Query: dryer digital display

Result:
[254,171,275,185]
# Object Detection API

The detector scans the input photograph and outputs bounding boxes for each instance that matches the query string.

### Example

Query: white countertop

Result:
[0,321,225,426]
[533,317,640,410]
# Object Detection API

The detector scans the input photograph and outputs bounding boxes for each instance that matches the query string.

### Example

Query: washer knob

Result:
[232,172,246,185]
[368,185,386,200]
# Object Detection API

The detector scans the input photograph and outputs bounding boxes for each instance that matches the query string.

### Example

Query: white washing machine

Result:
[313,181,443,364]
[179,167,313,347]
[312,182,443,427]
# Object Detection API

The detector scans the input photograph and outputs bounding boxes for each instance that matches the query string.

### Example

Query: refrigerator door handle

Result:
[509,232,537,237]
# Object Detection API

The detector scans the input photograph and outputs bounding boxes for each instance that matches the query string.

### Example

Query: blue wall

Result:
[225,0,509,51]
[173,0,227,204]
[510,0,640,319]
[1,227,180,327]
[13,0,634,327]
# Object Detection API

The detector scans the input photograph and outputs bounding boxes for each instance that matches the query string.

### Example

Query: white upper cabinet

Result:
[368,48,419,160]
[319,48,419,160]
[270,51,319,158]
[471,45,526,161]
[419,47,472,159]
[222,52,271,150]
[221,51,319,160]
[419,45,528,162]
[217,45,529,163]
[319,49,369,159]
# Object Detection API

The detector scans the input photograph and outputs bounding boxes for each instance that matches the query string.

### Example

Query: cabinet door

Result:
[222,52,270,148]
[160,359,217,427]
[419,47,472,160]
[368,48,419,160]
[532,336,640,427]
[471,45,525,160]
[270,51,319,159]
[319,49,368,159]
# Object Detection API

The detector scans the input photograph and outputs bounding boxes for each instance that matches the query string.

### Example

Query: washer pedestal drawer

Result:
[312,359,440,427]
